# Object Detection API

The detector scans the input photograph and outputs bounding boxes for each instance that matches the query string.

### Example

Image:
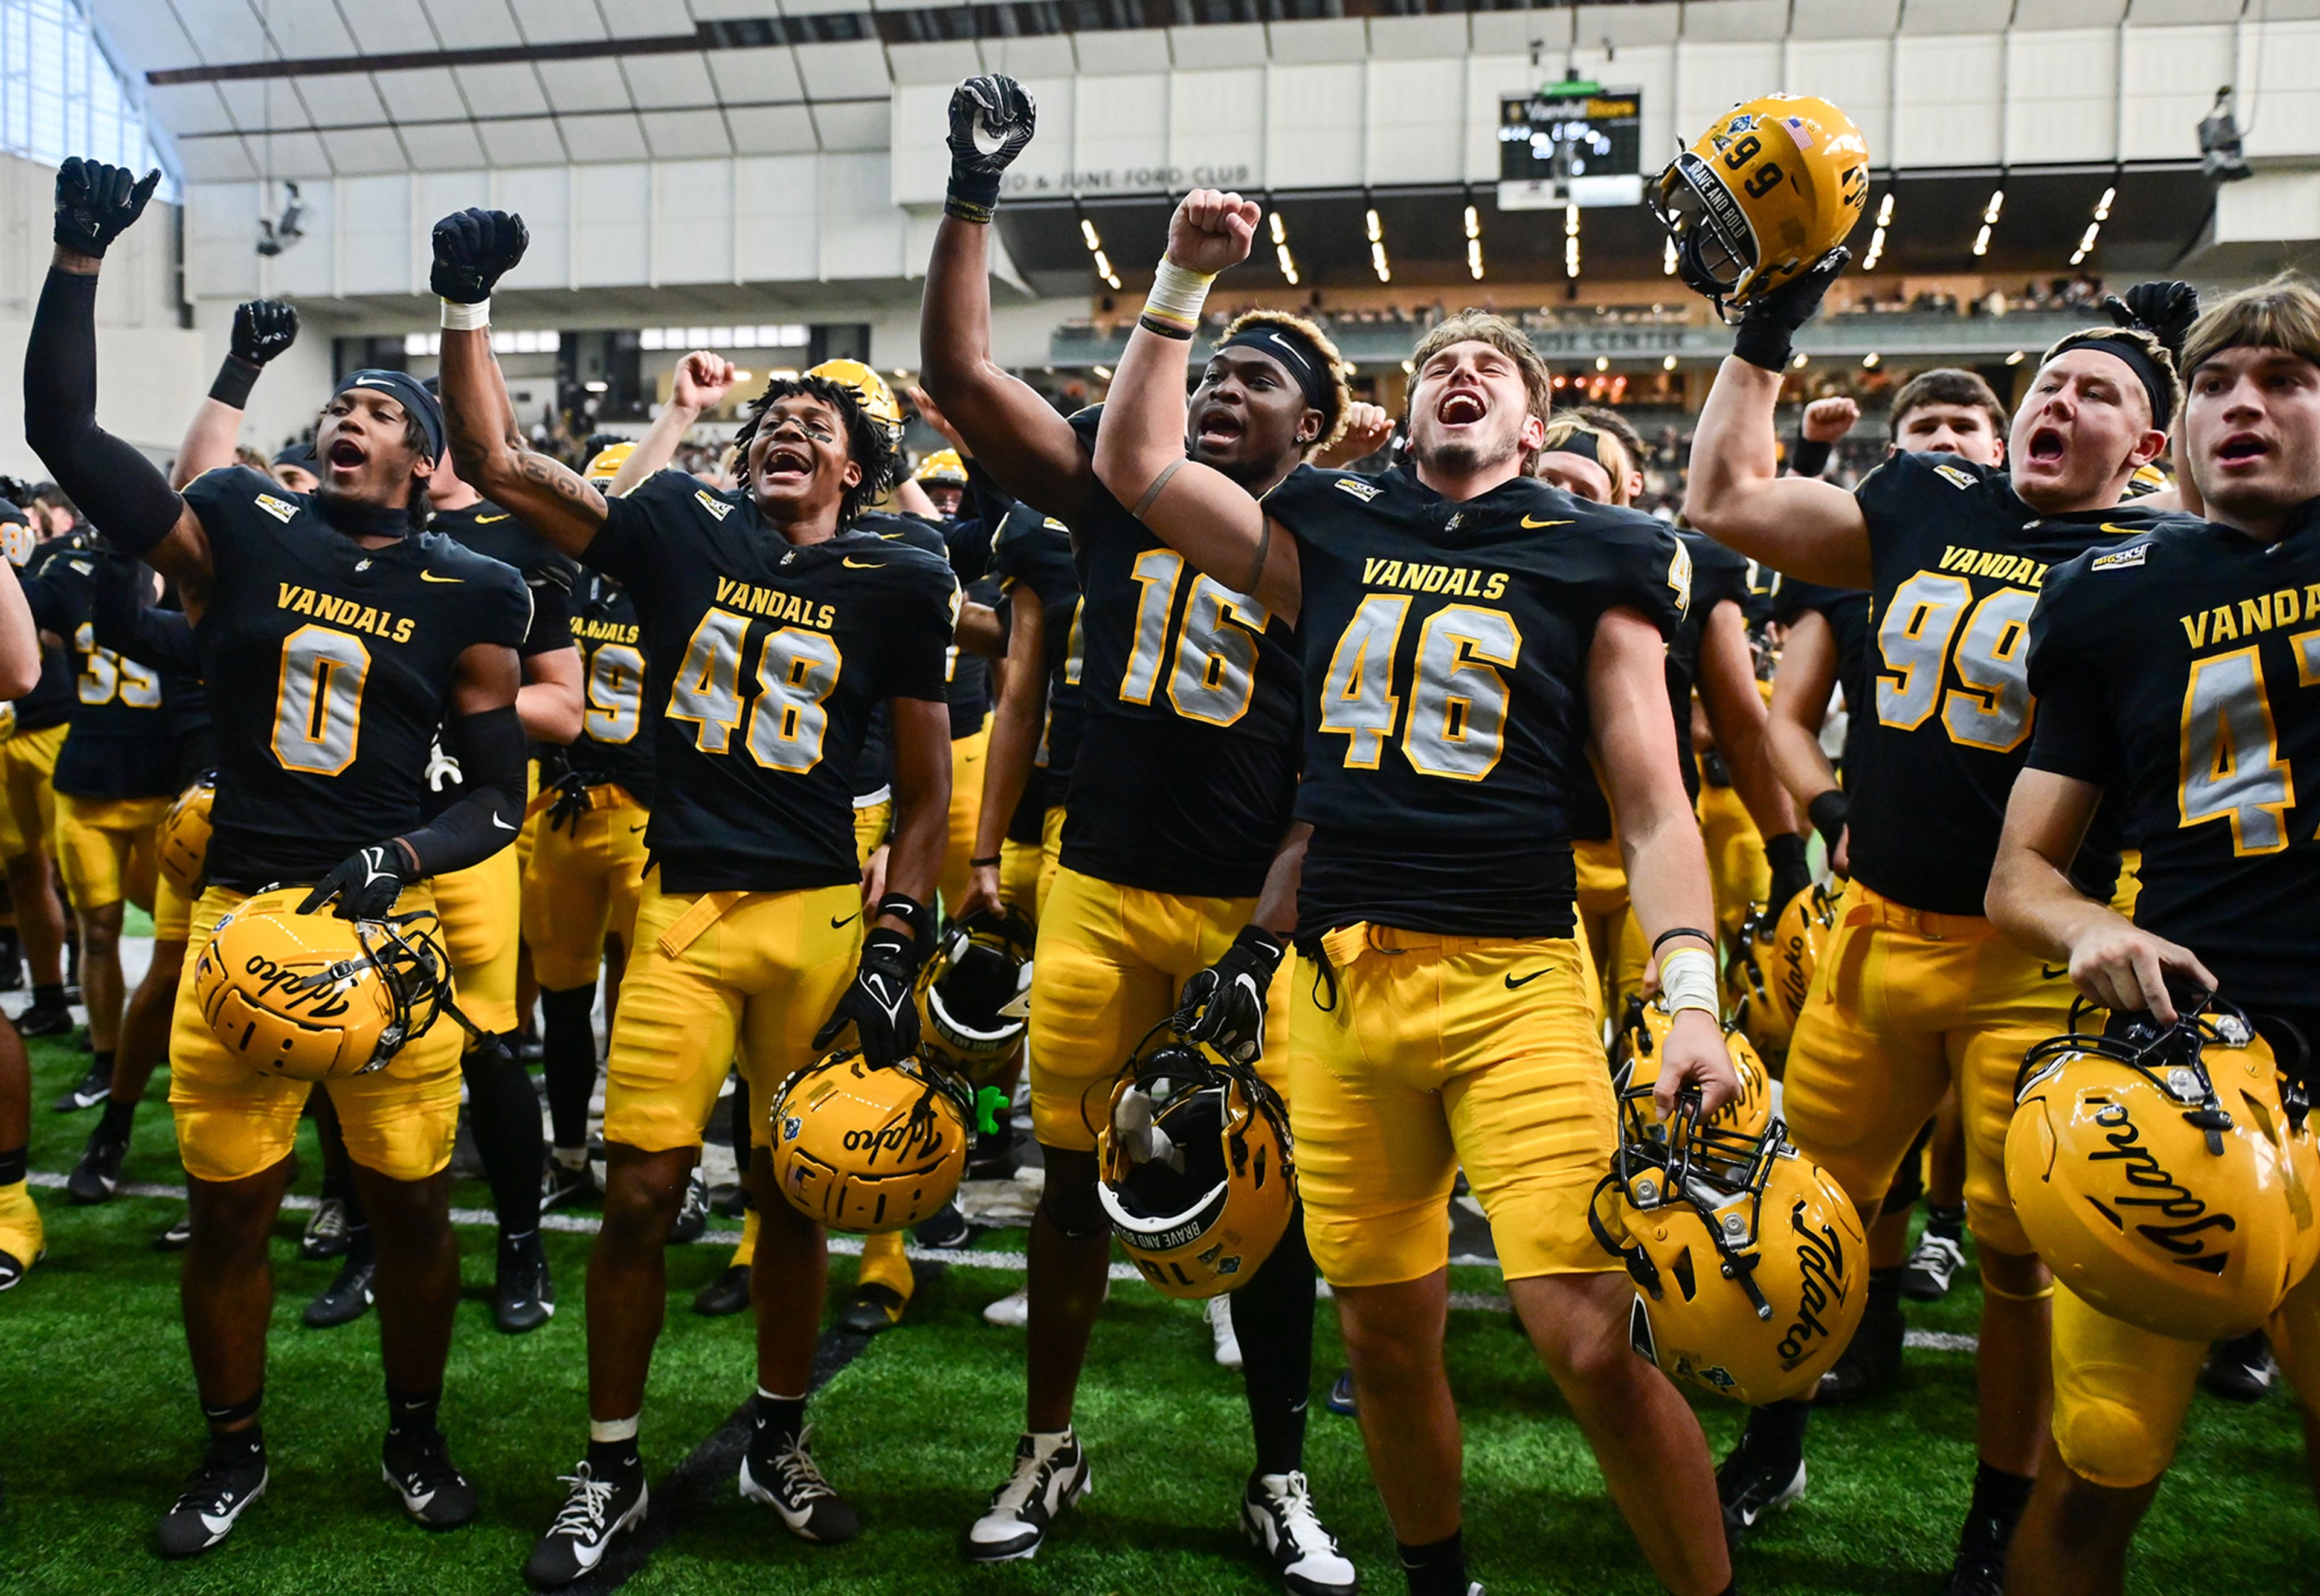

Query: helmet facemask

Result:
[1650,151,1758,314]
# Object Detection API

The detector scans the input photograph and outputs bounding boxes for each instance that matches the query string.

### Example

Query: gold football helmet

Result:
[2010,1003,2320,1342]
[807,359,904,445]
[1592,1087,1868,1405]
[1730,884,1835,1052]
[915,909,1035,1087]
[770,1050,971,1234]
[1098,1030,1295,1300]
[1652,95,1870,313]
[1616,994,1774,1142]
[156,773,216,896]
[582,441,634,483]
[193,903,457,1082]
[914,447,967,486]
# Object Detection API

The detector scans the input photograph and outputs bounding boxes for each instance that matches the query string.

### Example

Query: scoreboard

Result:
[1497,83,1645,210]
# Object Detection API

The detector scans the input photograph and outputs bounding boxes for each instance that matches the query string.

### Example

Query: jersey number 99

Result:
[1318,595,1521,781]
[1875,571,2037,753]
[666,608,842,773]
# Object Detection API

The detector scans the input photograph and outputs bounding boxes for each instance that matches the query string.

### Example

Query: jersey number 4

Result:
[1875,571,2037,752]
[1318,595,1520,780]
[2178,636,2319,856]
[666,609,840,772]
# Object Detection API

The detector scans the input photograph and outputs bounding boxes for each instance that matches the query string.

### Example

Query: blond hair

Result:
[1214,308,1355,457]
[2040,324,2184,432]
[2179,274,2320,382]
[1539,409,1639,502]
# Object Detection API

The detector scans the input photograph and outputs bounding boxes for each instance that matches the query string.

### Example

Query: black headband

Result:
[1217,325,1334,416]
[1543,428,1605,468]
[335,369,445,462]
[2067,334,2173,432]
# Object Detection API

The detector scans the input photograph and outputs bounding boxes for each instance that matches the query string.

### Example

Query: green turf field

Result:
[2,1029,2311,1595]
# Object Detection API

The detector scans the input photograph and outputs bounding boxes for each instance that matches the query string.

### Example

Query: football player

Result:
[25,159,532,1553]
[417,418,584,1330]
[1682,253,2183,1589]
[426,208,958,1585]
[531,439,674,1215]
[924,83,1363,1589]
[1768,376,2008,1325]
[1988,276,2320,1596]
[17,522,181,1116]
[916,448,969,518]
[0,497,56,1286]
[0,497,78,1043]
[66,302,301,1203]
[1534,408,1808,1018]
[1095,188,1741,1596]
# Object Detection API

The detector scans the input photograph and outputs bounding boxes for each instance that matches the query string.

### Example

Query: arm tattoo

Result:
[517,451,596,506]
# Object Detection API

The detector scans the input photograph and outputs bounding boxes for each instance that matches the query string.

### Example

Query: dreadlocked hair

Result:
[731,373,902,527]
[1214,308,1355,458]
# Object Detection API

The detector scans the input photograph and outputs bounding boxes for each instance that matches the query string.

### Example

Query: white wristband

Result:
[1659,947,1722,1023]
[1141,259,1215,336]
[440,296,490,332]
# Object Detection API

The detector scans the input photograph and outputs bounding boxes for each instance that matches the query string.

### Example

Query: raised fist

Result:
[947,76,1037,178]
[1800,396,1860,444]
[2104,280,2200,362]
[1167,189,1262,277]
[231,300,300,367]
[430,208,529,304]
[55,158,160,259]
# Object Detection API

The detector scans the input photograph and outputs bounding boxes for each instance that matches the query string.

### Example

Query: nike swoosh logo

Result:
[420,571,462,583]
[403,1486,436,1509]
[2041,964,2069,979]
[1504,969,1547,989]
[492,814,517,831]
[629,823,647,834]
[476,513,509,524]
[831,911,860,928]
[1521,516,1571,529]
[842,557,879,568]
[2099,523,2141,537]
[201,1511,236,1533]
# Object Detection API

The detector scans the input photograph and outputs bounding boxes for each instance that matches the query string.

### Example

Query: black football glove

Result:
[298,843,416,921]
[54,157,160,259]
[544,770,591,834]
[944,75,1037,224]
[2102,280,2200,363]
[1805,789,1850,859]
[1732,246,1849,373]
[231,299,300,366]
[430,207,529,304]
[1176,924,1286,1068]
[813,928,924,1067]
[1764,832,1812,922]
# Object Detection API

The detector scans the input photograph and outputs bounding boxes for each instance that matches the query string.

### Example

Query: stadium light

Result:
[1663,354,1678,371]
[1983,189,2005,224]
[1464,204,1483,280]
[1269,213,1285,245]
[2005,349,2026,365]
[2095,185,2115,222]
[1080,218,1101,251]
[1791,352,1808,369]
[1863,352,1880,368]
[1092,364,1113,380]
[1269,211,1299,286]
[1594,355,1609,372]
[1972,223,1991,257]
[1663,235,1677,275]
[1367,208,1390,282]
[1876,192,1895,228]
[1365,208,1381,243]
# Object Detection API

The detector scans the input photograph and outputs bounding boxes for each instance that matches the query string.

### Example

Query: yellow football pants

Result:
[433,845,521,1037]
[1287,924,1616,1288]
[170,884,463,1183]
[522,785,648,993]
[53,791,166,913]
[0,722,62,864]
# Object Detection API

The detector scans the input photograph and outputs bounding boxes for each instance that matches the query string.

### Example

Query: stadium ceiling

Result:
[1000,165,2222,299]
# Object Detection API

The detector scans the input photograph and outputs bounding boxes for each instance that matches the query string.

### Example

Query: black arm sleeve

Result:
[17,570,66,637]
[90,552,199,674]
[22,268,188,559]
[393,704,524,878]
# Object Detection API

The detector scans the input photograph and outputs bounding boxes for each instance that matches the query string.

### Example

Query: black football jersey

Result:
[2028,507,2320,1006]
[180,466,532,890]
[950,574,997,739]
[1773,576,1873,779]
[991,501,1085,805]
[22,537,181,800]
[585,471,957,893]
[565,570,656,806]
[1264,464,1690,939]
[419,500,575,817]
[1060,410,1301,897]
[6,530,71,735]
[1568,526,1751,840]
[1847,451,2173,913]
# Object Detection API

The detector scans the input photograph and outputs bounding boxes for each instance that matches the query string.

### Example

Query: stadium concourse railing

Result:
[1048,306,2109,370]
